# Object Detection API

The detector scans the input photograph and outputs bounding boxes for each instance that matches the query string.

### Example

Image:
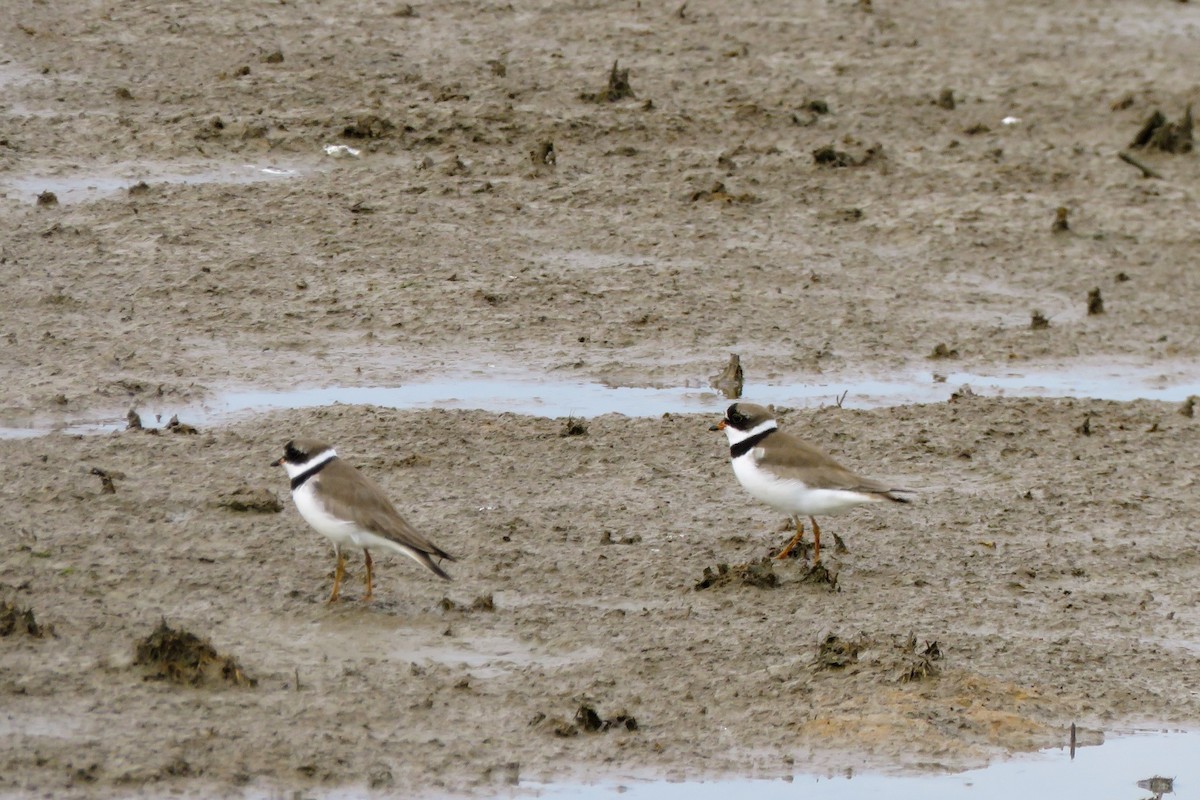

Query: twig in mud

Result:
[1118,150,1162,179]
[834,390,848,408]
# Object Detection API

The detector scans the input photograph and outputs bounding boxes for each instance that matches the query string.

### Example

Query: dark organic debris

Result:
[900,635,943,682]
[581,60,635,103]
[560,415,588,437]
[690,181,757,204]
[127,180,150,196]
[1030,310,1050,330]
[1051,206,1070,233]
[599,530,642,546]
[709,353,744,399]
[1136,775,1174,799]
[262,49,284,64]
[929,342,959,360]
[1087,287,1104,315]
[36,191,58,207]
[91,467,117,494]
[949,384,976,403]
[1179,396,1197,418]
[815,634,861,670]
[1076,415,1092,436]
[531,140,556,167]
[166,415,198,435]
[134,621,256,687]
[439,594,496,613]
[800,561,839,590]
[576,704,638,734]
[0,600,50,638]
[343,114,395,139]
[812,145,854,167]
[216,486,282,513]
[695,558,778,590]
[1117,150,1163,179]
[1130,106,1193,153]
[936,88,956,110]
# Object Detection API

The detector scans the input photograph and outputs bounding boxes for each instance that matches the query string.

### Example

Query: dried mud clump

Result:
[560,415,588,437]
[1051,206,1070,233]
[531,704,638,736]
[1087,287,1104,315]
[343,114,395,139]
[708,353,744,399]
[690,181,757,204]
[899,637,943,683]
[1130,106,1193,153]
[1030,310,1050,330]
[134,621,256,688]
[215,486,283,513]
[814,633,943,682]
[581,60,635,103]
[165,415,199,435]
[695,558,778,590]
[799,561,839,591]
[0,600,50,638]
[815,634,861,670]
[928,342,959,359]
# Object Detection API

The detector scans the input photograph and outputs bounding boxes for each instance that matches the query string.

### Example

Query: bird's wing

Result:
[755,430,906,497]
[317,460,455,561]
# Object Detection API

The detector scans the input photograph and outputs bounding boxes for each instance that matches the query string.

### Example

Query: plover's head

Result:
[273,438,336,478]
[710,402,777,444]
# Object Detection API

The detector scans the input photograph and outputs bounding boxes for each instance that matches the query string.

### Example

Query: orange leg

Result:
[810,516,822,563]
[775,517,805,560]
[327,548,346,603]
[363,549,374,602]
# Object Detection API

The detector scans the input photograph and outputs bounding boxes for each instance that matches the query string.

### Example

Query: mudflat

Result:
[2,1,1199,797]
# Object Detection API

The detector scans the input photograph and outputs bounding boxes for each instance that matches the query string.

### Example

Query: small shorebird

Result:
[711,402,913,561]
[273,439,454,601]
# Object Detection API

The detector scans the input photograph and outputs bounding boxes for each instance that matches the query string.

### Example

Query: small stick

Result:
[294,667,301,692]
[1069,722,1077,759]
[1118,150,1162,179]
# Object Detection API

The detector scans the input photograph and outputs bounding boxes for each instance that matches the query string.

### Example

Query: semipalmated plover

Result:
[273,439,454,601]
[711,403,912,562]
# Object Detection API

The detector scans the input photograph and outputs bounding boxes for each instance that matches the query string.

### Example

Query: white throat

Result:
[283,449,337,480]
[724,419,777,446]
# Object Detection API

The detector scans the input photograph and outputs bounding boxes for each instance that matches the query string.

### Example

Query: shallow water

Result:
[0,161,305,205]
[1,361,1196,439]
[524,729,1195,800]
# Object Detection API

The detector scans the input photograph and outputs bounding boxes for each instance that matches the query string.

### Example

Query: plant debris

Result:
[708,353,744,399]
[1130,106,1193,153]
[1087,287,1104,315]
[690,181,757,204]
[1051,206,1070,233]
[1030,310,1050,330]
[134,621,256,687]
[929,343,959,359]
[581,60,635,103]
[695,558,778,590]
[165,415,199,435]
[0,600,50,638]
[799,561,839,590]
[91,467,117,494]
[560,415,588,436]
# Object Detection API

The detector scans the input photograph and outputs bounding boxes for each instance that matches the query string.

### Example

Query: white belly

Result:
[731,455,878,517]
[293,483,361,549]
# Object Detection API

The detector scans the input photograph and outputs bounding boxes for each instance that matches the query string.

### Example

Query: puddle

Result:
[2,362,1198,439]
[527,729,1196,800]
[0,161,306,205]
